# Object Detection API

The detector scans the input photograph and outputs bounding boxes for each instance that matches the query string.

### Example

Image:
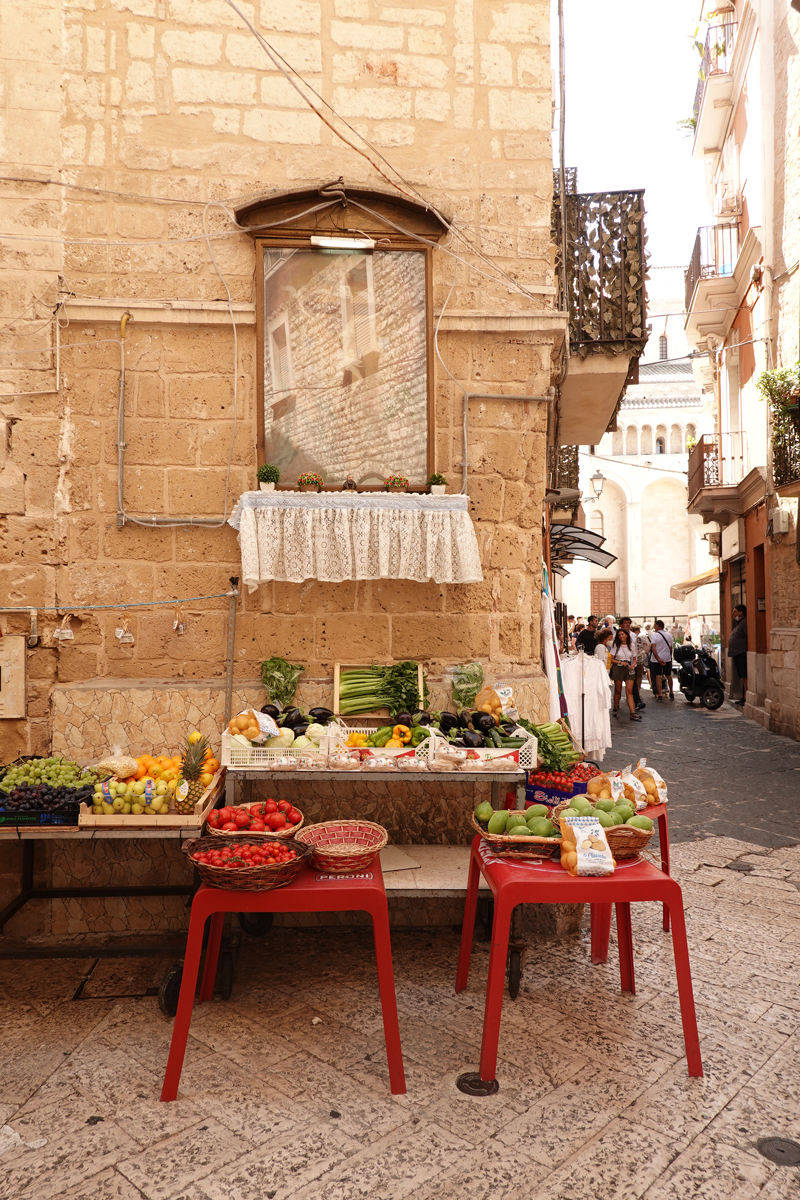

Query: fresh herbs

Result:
[338,661,427,716]
[451,662,484,711]
[260,656,305,708]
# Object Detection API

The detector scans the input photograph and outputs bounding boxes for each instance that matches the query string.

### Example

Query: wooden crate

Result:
[78,767,225,828]
[332,663,424,722]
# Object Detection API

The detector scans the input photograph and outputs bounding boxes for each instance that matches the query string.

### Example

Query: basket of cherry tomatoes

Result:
[206,799,303,838]
[184,834,311,891]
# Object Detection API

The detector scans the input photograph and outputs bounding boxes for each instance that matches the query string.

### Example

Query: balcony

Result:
[553,188,648,444]
[773,417,800,495]
[687,432,759,524]
[692,22,738,160]
[685,223,739,312]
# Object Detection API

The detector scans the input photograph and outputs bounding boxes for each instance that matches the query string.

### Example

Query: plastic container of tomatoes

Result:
[206,799,304,838]
[525,762,599,809]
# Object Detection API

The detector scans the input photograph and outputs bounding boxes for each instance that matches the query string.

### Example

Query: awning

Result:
[669,567,720,601]
[549,521,617,571]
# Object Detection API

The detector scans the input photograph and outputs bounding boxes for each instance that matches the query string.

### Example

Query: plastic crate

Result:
[221,732,324,769]
[0,807,81,827]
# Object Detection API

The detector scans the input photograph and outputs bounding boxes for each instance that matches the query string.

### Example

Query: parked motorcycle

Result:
[674,644,725,710]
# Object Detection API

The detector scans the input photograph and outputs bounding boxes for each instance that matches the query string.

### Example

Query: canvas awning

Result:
[669,567,720,602]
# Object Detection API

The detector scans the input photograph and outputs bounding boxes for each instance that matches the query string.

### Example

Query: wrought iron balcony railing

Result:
[688,432,748,503]
[684,223,739,312]
[556,444,579,492]
[692,22,738,124]
[773,416,800,491]
[552,189,647,355]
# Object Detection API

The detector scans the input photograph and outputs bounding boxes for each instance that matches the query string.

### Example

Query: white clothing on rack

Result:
[560,652,613,762]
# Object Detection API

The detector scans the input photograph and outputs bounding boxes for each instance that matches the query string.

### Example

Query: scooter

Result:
[675,644,725,710]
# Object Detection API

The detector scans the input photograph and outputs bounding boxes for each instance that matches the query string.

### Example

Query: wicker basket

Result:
[552,799,654,859]
[471,813,561,859]
[207,802,304,839]
[183,834,311,891]
[296,820,388,873]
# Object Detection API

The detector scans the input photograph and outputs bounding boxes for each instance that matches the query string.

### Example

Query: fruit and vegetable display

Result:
[207,799,303,834]
[190,840,299,870]
[0,757,99,813]
[473,800,560,841]
[88,733,220,817]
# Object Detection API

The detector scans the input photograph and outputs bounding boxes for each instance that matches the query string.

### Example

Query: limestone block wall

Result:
[0,0,556,766]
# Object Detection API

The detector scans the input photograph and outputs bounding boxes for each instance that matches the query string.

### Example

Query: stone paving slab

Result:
[3,834,800,1199]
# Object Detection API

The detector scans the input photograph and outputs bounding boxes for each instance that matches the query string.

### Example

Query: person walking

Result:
[619,617,645,711]
[610,629,639,720]
[727,604,748,707]
[649,620,674,701]
[594,627,614,669]
[632,624,649,709]
[576,615,599,654]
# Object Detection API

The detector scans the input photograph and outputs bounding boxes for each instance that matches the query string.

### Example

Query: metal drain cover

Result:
[456,1071,499,1097]
[756,1138,800,1165]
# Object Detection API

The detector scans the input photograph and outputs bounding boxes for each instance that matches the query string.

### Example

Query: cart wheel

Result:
[238,911,273,936]
[218,950,235,1001]
[158,964,183,1018]
[508,949,522,1000]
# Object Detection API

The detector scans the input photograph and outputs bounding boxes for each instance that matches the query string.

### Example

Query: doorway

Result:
[591,580,616,617]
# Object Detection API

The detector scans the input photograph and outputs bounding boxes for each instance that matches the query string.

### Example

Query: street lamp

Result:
[590,470,605,499]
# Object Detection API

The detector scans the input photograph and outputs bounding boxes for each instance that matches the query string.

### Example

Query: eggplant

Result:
[308,707,334,724]
[393,711,414,728]
[458,710,473,730]
[413,710,432,726]
[472,713,497,734]
[261,703,281,720]
[279,707,304,727]
[439,713,459,734]
[291,722,309,738]
[462,730,485,748]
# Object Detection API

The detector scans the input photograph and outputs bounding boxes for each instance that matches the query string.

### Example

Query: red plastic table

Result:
[590,802,670,964]
[161,860,406,1099]
[456,835,702,1084]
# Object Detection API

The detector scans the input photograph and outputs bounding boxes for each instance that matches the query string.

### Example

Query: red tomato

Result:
[207,810,220,827]
[250,820,266,832]
[264,799,278,814]
[288,809,303,825]
[277,800,291,813]
[222,821,238,832]
[267,812,287,831]
[234,810,250,829]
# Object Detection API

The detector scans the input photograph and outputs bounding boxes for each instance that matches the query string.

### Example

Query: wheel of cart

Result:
[238,911,274,936]
[157,941,238,1016]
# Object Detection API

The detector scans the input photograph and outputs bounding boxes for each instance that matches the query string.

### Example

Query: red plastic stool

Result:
[161,860,406,1099]
[591,802,671,964]
[456,835,702,1085]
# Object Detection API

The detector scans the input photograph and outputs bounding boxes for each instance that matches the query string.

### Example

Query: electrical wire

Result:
[0,592,236,614]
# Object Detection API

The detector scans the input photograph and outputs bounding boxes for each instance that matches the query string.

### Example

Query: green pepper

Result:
[411,726,429,746]
[369,726,394,747]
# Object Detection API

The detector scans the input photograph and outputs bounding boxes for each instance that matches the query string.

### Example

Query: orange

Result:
[156,755,170,766]
[134,764,147,781]
[205,758,220,773]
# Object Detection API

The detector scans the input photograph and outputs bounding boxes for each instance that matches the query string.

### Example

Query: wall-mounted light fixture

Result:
[309,235,375,252]
[590,470,606,498]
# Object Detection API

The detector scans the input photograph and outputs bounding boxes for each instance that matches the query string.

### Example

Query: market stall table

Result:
[456,835,703,1089]
[161,860,406,1100]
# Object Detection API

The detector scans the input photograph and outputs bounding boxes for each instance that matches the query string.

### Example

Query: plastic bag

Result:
[475,683,518,722]
[559,815,615,876]
[633,759,668,805]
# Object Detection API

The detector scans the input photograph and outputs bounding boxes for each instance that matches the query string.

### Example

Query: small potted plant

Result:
[257,463,280,492]
[297,471,324,493]
[428,472,448,495]
[384,473,409,493]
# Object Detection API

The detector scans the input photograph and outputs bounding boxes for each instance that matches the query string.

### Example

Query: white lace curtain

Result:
[228,492,484,591]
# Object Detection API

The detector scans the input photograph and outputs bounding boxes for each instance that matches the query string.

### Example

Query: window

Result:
[260,245,429,485]
[590,509,604,538]
[656,437,666,454]
[659,334,668,360]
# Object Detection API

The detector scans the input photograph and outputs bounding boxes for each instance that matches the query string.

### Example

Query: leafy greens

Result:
[260,656,305,708]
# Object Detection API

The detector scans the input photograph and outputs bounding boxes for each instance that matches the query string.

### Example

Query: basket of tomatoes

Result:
[184,834,311,891]
[206,799,303,837]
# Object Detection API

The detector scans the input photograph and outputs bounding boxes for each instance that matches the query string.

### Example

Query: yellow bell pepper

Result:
[393,724,412,744]
[346,731,368,747]
[385,737,404,748]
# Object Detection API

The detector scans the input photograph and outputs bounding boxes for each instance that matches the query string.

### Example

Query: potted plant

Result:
[756,363,800,435]
[297,471,324,493]
[257,463,280,492]
[428,472,448,495]
[384,473,409,493]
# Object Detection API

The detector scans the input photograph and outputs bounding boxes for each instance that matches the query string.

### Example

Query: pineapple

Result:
[175,734,209,814]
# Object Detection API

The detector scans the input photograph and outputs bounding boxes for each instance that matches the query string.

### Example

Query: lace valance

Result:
[228,492,484,591]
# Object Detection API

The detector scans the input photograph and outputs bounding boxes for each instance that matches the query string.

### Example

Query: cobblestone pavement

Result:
[604,679,800,847]
[3,834,800,1200]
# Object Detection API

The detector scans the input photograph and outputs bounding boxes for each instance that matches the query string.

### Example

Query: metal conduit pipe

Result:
[460,391,554,494]
[224,577,240,724]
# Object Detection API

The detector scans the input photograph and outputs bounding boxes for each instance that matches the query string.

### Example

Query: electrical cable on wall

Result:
[0,591,237,614]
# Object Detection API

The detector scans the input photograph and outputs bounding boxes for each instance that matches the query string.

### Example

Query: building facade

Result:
[684,0,800,737]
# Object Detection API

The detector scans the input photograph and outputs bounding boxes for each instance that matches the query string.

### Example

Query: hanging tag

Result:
[173,605,186,636]
[116,617,135,645]
[101,780,112,799]
[144,779,153,802]
[54,614,74,641]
